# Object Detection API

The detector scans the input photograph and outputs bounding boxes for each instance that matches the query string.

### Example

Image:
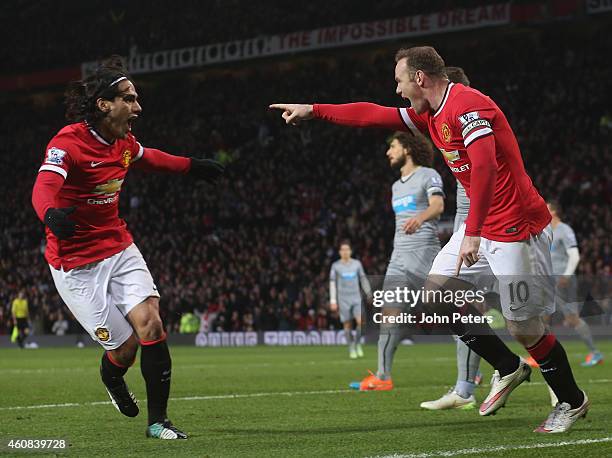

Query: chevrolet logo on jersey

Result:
[92,178,124,196]
[440,148,460,163]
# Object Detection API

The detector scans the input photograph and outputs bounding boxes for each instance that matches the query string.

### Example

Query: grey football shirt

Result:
[330,258,371,305]
[551,222,578,275]
[391,166,444,250]
[453,180,470,231]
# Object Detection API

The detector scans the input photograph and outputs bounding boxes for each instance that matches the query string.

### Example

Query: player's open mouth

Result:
[127,116,138,131]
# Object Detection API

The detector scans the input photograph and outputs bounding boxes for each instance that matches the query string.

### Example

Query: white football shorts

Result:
[430,224,555,321]
[49,243,160,349]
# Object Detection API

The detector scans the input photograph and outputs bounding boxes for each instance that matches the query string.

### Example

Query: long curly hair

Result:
[391,131,434,167]
[64,55,131,123]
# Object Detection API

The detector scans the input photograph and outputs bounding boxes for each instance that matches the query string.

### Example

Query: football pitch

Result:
[1,341,611,457]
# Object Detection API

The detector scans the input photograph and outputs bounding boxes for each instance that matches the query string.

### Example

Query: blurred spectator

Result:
[179,310,200,334]
[51,311,69,336]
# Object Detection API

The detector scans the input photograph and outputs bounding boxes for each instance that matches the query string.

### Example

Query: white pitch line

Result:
[0,359,363,375]
[373,437,612,458]
[1,379,610,412]
[0,352,592,375]
[0,389,351,411]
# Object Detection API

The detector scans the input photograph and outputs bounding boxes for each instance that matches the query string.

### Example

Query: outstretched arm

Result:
[269,102,412,131]
[132,148,224,184]
[132,148,191,174]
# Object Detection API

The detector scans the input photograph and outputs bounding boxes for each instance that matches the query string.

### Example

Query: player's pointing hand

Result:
[269,103,314,125]
[454,235,481,276]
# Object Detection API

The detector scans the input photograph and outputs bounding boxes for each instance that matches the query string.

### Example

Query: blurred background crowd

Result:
[1,1,610,338]
[2,0,505,72]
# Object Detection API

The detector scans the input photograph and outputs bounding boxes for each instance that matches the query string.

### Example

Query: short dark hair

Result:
[547,199,562,219]
[395,46,446,79]
[391,131,434,167]
[445,66,470,86]
[339,239,351,249]
[65,55,131,123]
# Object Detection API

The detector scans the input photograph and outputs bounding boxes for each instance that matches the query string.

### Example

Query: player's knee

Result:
[505,321,528,345]
[511,333,536,348]
[112,337,138,366]
[421,277,453,315]
[506,317,545,348]
[128,297,163,341]
[138,315,164,341]
[565,314,580,328]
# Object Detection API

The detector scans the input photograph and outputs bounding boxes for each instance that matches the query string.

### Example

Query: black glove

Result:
[189,157,225,184]
[44,207,76,240]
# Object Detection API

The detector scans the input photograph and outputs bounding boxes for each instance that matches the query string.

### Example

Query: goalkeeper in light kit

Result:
[329,240,372,359]
[31,56,224,439]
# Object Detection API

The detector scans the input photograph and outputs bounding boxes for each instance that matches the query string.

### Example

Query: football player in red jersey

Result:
[270,46,588,433]
[32,56,224,439]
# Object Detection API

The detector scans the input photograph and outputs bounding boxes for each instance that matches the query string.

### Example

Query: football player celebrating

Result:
[421,67,484,410]
[32,56,224,439]
[271,46,589,433]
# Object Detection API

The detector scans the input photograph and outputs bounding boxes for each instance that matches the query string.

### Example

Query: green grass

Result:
[1,341,611,457]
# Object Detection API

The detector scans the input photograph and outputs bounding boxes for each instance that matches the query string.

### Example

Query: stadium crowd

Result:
[2,0,502,72]
[1,21,610,337]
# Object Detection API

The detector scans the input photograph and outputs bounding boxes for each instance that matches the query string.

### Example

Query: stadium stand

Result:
[1,0,504,72]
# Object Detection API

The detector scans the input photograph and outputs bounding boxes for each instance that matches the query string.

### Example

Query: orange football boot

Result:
[356,370,393,391]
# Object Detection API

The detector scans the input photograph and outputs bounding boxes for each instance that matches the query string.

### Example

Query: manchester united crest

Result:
[122,150,131,168]
[441,123,451,143]
[95,327,110,342]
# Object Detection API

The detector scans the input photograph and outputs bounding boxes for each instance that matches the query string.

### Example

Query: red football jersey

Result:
[400,83,550,242]
[38,122,144,269]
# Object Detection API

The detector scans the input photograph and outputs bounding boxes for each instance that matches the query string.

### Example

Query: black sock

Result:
[528,334,584,409]
[458,332,520,377]
[100,352,129,389]
[449,304,519,377]
[140,338,172,425]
